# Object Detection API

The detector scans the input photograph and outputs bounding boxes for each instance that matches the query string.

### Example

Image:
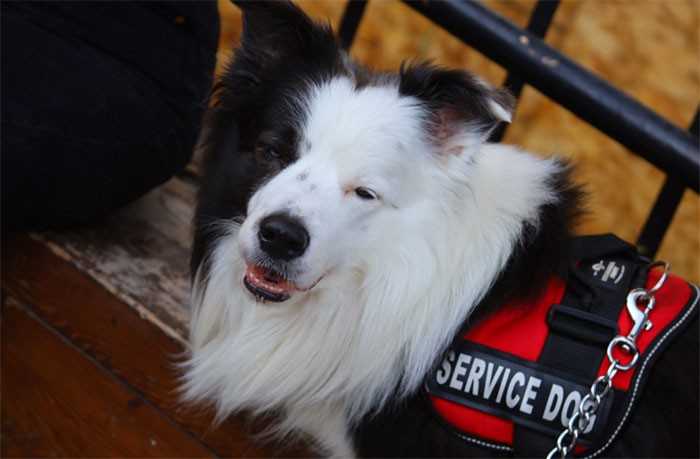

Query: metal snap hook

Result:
[626,289,655,342]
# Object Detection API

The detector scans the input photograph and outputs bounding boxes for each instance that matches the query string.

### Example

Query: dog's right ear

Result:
[232,1,337,81]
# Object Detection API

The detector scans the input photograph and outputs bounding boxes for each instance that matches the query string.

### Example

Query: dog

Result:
[182,2,698,457]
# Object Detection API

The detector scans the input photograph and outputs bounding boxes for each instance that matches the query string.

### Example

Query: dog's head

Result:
[193,1,513,304]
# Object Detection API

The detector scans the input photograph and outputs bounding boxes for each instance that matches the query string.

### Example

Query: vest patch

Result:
[426,341,612,444]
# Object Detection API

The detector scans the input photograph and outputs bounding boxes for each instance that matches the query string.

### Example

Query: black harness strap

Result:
[513,234,649,456]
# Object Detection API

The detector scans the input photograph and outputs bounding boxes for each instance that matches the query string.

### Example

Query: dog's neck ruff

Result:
[183,144,563,450]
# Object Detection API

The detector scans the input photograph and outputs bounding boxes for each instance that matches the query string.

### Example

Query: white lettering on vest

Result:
[449,353,472,391]
[506,371,526,408]
[561,391,582,427]
[483,362,504,400]
[580,397,598,434]
[436,351,455,385]
[464,357,486,396]
[520,376,542,414]
[495,367,511,403]
[543,384,565,421]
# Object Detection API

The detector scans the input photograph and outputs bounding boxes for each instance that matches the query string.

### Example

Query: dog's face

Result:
[238,79,429,300]
[193,1,513,303]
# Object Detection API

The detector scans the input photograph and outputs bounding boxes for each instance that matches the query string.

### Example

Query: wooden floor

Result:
[1,235,310,458]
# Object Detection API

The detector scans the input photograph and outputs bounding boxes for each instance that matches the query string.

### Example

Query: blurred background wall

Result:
[216,0,699,284]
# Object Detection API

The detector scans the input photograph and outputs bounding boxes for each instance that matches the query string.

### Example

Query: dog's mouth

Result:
[243,264,296,303]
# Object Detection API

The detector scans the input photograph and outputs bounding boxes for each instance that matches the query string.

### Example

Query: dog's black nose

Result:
[258,214,310,261]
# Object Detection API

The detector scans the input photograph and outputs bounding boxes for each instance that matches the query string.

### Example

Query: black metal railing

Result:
[338,0,700,257]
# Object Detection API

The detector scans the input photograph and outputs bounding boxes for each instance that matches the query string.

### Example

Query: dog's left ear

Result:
[399,63,514,155]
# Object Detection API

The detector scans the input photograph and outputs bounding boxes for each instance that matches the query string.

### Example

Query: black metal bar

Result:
[338,0,368,50]
[636,107,699,256]
[524,0,562,37]
[491,0,560,142]
[636,178,686,257]
[691,107,700,138]
[403,0,700,192]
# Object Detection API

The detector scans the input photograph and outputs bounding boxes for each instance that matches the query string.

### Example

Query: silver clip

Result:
[626,289,654,342]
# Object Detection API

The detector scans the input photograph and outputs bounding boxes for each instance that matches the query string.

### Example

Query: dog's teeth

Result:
[245,264,295,301]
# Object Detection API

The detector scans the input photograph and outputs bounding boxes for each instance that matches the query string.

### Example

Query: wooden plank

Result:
[2,235,310,458]
[34,177,197,342]
[1,296,214,458]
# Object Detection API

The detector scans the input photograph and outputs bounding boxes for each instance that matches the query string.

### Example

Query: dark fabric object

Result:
[1,1,219,230]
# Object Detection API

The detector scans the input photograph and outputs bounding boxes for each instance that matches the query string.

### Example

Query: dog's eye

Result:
[264,146,280,160]
[354,187,378,200]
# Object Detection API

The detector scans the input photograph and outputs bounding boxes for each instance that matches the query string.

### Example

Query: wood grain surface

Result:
[2,235,311,458]
[35,177,196,342]
[1,297,214,458]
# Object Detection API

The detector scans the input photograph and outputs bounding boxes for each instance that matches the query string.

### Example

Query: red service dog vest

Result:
[426,234,698,457]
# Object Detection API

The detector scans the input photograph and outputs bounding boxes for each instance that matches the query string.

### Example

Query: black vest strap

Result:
[513,234,649,456]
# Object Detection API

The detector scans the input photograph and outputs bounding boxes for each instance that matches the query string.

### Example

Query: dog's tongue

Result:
[244,264,295,299]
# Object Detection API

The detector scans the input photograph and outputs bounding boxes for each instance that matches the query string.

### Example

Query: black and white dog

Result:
[182,2,698,457]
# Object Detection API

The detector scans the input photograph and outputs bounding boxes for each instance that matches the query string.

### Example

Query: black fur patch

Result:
[191,1,346,275]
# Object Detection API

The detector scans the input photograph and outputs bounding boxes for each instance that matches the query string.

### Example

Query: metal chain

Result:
[546,261,671,459]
